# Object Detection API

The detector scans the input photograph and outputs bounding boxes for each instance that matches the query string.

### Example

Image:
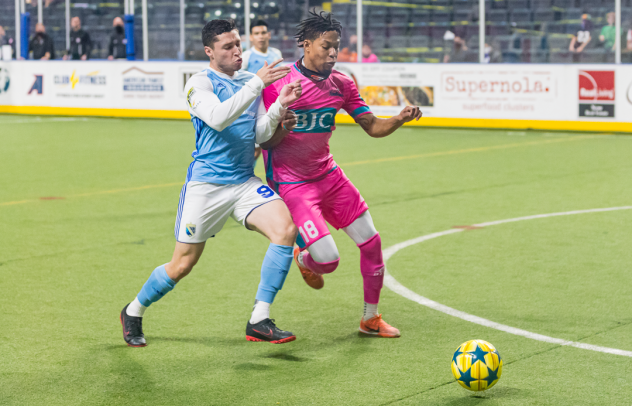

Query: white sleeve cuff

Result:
[267,99,287,122]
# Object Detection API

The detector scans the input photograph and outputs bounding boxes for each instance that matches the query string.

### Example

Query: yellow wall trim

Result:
[2,105,631,133]
[0,105,190,119]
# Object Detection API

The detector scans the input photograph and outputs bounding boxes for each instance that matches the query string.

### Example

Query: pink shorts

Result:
[276,167,369,250]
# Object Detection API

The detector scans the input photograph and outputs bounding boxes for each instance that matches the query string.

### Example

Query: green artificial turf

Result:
[1,114,631,405]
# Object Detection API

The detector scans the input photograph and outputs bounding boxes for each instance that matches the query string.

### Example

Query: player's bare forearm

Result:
[260,126,290,150]
[260,110,297,150]
[356,106,422,138]
[356,114,404,138]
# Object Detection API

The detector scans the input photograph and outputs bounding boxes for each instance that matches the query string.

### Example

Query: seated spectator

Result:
[362,44,379,63]
[570,14,592,63]
[63,17,91,60]
[28,23,55,60]
[443,29,468,63]
[504,23,523,63]
[0,26,15,59]
[599,12,616,60]
[627,18,632,51]
[538,23,550,63]
[108,17,127,60]
[338,34,357,62]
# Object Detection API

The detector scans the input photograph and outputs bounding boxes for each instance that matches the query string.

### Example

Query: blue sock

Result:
[255,244,293,303]
[137,264,177,307]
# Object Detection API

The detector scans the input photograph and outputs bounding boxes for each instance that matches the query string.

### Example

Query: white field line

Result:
[383,206,632,358]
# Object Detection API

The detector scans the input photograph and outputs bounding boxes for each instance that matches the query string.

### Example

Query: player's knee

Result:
[168,258,197,281]
[316,257,339,274]
[269,221,298,246]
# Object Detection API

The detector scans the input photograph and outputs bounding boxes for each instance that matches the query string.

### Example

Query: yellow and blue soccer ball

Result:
[451,339,502,391]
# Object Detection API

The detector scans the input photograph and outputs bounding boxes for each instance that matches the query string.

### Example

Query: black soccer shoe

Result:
[246,318,296,344]
[120,304,147,347]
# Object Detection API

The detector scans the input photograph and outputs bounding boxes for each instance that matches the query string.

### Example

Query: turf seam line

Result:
[383,206,632,358]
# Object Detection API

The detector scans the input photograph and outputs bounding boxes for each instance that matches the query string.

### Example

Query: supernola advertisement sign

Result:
[0,60,631,131]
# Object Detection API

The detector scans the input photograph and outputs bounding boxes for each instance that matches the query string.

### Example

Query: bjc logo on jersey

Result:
[293,107,337,133]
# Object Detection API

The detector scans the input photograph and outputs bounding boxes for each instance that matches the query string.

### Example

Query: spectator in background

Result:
[338,34,357,62]
[504,23,523,63]
[443,29,468,63]
[241,20,282,73]
[63,17,91,60]
[108,17,127,60]
[0,26,15,59]
[621,21,632,63]
[484,39,503,63]
[570,14,592,63]
[361,44,379,63]
[28,23,55,60]
[239,20,282,163]
[599,12,616,61]
[538,23,550,63]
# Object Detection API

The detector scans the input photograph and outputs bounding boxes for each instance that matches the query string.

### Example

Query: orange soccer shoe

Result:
[359,314,401,338]
[294,247,324,290]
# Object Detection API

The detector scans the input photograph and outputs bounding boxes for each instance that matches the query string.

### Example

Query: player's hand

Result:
[280,110,298,132]
[398,106,422,123]
[256,59,291,87]
[279,79,302,108]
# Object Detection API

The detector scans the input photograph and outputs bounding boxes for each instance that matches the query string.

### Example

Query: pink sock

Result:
[358,233,385,304]
[302,251,339,275]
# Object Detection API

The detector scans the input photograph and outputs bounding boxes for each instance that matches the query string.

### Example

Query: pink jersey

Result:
[262,63,371,187]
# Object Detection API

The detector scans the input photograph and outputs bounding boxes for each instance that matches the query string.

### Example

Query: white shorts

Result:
[174,176,282,243]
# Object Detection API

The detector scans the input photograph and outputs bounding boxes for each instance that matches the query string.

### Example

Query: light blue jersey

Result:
[242,47,283,74]
[184,68,265,185]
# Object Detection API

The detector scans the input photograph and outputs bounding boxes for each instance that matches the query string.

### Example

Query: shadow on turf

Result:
[263,352,308,362]
[148,336,245,347]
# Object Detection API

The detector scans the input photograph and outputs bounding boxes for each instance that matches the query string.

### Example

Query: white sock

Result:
[363,302,379,321]
[298,251,305,267]
[250,300,271,324]
[126,297,147,318]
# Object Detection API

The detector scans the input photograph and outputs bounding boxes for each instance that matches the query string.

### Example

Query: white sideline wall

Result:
[0,61,631,132]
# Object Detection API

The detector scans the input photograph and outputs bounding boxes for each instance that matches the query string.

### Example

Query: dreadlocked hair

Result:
[294,9,342,48]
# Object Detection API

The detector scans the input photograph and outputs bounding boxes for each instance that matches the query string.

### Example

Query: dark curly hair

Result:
[202,19,237,48]
[294,9,342,48]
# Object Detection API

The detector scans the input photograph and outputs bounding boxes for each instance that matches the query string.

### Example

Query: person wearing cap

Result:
[570,14,592,63]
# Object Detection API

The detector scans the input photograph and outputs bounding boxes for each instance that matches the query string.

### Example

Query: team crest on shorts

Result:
[185,223,196,237]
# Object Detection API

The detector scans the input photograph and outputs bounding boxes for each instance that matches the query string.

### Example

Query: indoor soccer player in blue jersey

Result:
[120,19,303,347]
[241,19,283,164]
[241,20,283,74]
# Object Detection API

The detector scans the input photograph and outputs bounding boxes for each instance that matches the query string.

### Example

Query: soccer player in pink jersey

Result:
[259,11,422,338]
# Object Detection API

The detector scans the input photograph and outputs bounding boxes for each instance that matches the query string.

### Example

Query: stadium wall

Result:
[1,61,631,133]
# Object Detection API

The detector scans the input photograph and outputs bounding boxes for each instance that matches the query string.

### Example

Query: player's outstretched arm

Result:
[356,106,422,138]
[185,61,290,133]
[259,111,297,150]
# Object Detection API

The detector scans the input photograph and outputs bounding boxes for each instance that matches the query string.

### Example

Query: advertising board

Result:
[1,61,631,132]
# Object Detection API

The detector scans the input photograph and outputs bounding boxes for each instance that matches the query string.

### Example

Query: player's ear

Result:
[204,46,213,59]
